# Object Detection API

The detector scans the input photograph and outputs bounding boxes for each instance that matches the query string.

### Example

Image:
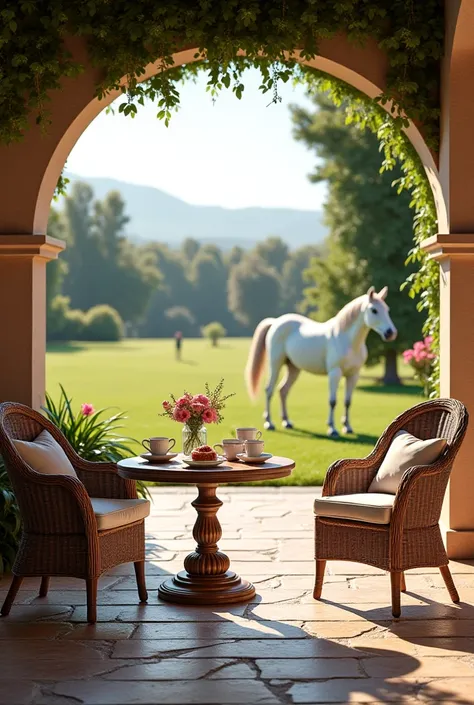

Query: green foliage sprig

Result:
[1,2,443,148]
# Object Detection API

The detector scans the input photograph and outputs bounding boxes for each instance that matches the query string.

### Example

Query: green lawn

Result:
[46,338,423,485]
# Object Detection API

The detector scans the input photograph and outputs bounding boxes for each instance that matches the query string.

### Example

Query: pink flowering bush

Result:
[161,379,234,452]
[402,337,436,396]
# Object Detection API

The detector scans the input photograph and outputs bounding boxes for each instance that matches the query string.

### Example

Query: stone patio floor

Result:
[2,486,474,704]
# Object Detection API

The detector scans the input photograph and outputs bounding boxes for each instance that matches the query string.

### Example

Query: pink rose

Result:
[173,407,191,423]
[424,336,433,347]
[402,350,414,363]
[81,403,95,417]
[202,408,218,424]
[191,402,205,415]
[176,396,190,407]
[193,394,210,407]
[162,400,171,410]
[413,341,425,351]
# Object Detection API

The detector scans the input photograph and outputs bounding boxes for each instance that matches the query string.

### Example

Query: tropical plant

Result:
[43,385,149,499]
[201,322,227,347]
[0,456,21,575]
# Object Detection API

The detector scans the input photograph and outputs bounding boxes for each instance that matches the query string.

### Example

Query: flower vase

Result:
[182,424,207,456]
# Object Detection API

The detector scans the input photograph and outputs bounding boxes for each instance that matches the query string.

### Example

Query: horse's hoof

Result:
[342,425,354,435]
[327,428,339,438]
[282,420,293,429]
[264,421,276,431]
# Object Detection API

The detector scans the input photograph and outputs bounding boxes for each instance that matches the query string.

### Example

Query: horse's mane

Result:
[331,296,366,334]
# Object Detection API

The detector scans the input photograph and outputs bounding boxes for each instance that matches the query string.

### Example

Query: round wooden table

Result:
[117,454,294,605]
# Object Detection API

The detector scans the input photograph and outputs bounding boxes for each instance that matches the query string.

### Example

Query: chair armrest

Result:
[391,456,451,531]
[323,457,379,496]
[73,457,137,500]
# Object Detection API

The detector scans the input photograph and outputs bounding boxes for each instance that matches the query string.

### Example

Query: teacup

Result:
[244,439,265,458]
[142,437,176,455]
[213,439,245,461]
[236,427,262,441]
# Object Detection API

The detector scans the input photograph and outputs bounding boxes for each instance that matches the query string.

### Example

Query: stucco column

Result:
[0,236,65,409]
[422,234,474,558]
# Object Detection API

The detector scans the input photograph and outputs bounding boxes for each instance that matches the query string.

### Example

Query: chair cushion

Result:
[90,497,150,531]
[368,430,447,494]
[314,493,396,525]
[13,429,77,477]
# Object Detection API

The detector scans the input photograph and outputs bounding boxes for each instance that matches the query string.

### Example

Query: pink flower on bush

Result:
[81,403,95,417]
[173,407,191,423]
[193,394,210,406]
[403,337,436,397]
[202,408,218,424]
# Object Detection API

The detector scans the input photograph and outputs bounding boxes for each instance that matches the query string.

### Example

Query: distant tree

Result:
[201,321,227,346]
[181,237,200,262]
[254,236,289,272]
[292,94,422,385]
[282,245,321,311]
[46,208,68,315]
[190,251,228,325]
[93,190,129,260]
[226,245,245,267]
[228,257,282,329]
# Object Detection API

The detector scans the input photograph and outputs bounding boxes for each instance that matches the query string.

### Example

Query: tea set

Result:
[140,426,271,467]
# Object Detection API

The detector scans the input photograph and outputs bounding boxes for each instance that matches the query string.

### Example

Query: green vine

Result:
[1,2,443,146]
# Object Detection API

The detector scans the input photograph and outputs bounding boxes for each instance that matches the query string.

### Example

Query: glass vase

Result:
[182,424,207,456]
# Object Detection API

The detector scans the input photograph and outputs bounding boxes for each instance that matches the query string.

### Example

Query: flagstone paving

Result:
[1,486,474,704]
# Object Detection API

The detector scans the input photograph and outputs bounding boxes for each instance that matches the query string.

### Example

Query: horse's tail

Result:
[245,318,275,401]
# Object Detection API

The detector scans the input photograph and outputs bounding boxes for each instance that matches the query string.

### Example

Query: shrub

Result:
[0,456,21,575]
[201,321,227,347]
[402,337,436,397]
[43,385,150,500]
[47,295,86,341]
[83,305,124,341]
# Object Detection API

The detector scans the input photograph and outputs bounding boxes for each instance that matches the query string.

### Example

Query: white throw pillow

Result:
[13,429,77,477]
[368,430,447,495]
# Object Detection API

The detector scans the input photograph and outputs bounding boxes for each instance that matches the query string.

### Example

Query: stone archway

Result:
[2,7,474,557]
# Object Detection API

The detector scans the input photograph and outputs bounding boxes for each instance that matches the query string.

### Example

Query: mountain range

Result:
[58,173,327,250]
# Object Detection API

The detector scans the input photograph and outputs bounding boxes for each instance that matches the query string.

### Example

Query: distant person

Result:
[174,331,183,361]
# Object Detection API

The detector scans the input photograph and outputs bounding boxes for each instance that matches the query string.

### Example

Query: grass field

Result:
[46,338,423,485]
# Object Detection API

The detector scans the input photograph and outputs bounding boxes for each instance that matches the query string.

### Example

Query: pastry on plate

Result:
[191,445,218,461]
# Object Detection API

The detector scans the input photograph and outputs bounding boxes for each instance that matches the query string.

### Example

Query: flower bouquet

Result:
[402,336,436,397]
[161,379,235,456]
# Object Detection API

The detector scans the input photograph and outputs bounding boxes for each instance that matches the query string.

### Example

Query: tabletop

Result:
[117,454,294,484]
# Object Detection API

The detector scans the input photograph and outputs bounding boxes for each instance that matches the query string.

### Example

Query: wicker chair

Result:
[314,398,469,617]
[0,402,148,624]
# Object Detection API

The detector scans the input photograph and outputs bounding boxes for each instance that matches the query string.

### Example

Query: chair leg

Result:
[1,576,23,616]
[440,564,460,603]
[313,559,326,600]
[390,571,401,618]
[86,578,98,624]
[400,572,406,593]
[39,577,50,597]
[134,561,148,603]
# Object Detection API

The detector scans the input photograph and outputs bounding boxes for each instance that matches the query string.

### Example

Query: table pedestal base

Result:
[159,570,255,605]
[157,483,256,605]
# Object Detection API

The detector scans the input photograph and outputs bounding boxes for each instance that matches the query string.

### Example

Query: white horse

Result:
[245,286,397,437]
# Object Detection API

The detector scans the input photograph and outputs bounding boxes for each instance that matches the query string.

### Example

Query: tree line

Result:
[47,186,320,342]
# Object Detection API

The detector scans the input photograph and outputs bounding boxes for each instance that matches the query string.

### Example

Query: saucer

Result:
[181,455,226,469]
[140,452,178,463]
[237,452,273,464]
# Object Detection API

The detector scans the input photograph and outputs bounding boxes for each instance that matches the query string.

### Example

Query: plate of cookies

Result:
[181,445,227,468]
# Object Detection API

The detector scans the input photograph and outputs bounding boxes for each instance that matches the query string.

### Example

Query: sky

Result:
[66,67,327,211]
